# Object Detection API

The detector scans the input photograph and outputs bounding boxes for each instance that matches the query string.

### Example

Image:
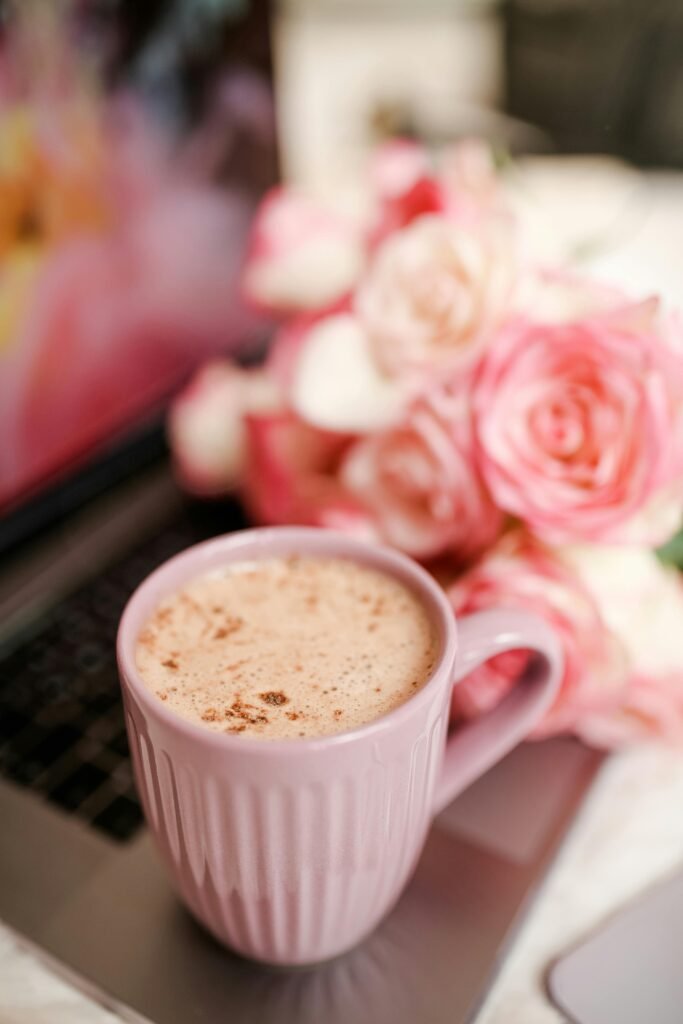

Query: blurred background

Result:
[275,0,683,183]
[1,0,683,545]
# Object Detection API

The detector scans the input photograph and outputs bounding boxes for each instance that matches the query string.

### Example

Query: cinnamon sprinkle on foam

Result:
[135,556,437,740]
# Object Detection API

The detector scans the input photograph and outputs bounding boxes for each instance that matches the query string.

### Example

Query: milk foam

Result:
[135,556,438,740]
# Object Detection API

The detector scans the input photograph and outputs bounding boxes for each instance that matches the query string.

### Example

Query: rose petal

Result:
[513,267,628,323]
[370,139,431,199]
[357,213,515,376]
[474,313,683,544]
[447,531,628,738]
[291,312,406,432]
[169,362,280,495]
[341,375,502,561]
[559,545,683,746]
[241,410,372,535]
[242,188,364,315]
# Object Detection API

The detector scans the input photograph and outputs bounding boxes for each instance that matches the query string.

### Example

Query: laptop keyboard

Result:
[0,500,245,842]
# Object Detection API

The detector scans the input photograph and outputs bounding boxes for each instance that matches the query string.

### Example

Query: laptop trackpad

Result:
[548,869,683,1024]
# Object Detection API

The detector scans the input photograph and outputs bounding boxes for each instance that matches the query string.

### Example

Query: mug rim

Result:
[117,526,458,757]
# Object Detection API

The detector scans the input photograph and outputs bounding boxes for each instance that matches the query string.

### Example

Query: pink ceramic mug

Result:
[117,527,562,966]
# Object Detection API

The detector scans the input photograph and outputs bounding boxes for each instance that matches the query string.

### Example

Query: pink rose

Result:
[371,176,447,248]
[169,362,280,496]
[578,673,683,747]
[447,532,627,737]
[341,376,502,560]
[577,671,683,745]
[560,546,683,746]
[513,267,630,324]
[474,304,683,544]
[369,139,431,201]
[369,138,506,247]
[266,312,329,393]
[356,214,515,377]
[449,537,683,747]
[438,138,502,213]
[242,188,364,315]
[241,410,373,535]
[369,141,447,247]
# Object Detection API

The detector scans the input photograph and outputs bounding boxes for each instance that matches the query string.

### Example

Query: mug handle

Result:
[431,609,564,816]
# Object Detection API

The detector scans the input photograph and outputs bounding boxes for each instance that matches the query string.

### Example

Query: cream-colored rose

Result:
[289,312,408,433]
[341,376,502,560]
[356,214,514,376]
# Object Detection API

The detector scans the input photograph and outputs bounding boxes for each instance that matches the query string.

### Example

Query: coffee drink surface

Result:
[135,556,438,739]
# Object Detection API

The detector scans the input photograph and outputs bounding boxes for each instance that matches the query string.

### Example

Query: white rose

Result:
[290,313,408,433]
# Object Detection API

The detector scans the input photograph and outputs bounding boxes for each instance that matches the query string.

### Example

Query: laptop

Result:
[0,15,603,1024]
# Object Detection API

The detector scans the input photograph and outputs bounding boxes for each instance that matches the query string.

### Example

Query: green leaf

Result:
[656,527,683,569]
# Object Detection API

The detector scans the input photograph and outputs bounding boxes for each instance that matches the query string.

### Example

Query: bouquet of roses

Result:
[169,139,683,747]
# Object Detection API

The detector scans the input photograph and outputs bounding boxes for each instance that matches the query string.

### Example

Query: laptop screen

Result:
[0,0,277,517]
